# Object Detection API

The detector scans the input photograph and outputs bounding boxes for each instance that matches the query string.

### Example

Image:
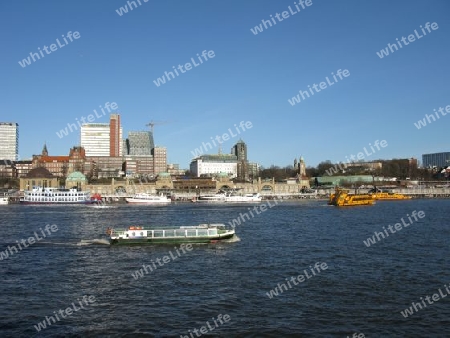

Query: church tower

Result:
[42,144,48,157]
[299,156,306,177]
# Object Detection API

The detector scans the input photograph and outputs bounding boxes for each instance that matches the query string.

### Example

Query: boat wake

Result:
[77,239,111,246]
[222,235,241,243]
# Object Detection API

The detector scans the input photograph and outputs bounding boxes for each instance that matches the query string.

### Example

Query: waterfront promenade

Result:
[60,187,450,202]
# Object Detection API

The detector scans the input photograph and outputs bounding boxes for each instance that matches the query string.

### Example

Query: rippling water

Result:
[0,199,450,337]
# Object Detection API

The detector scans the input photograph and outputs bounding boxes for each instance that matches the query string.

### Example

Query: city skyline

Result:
[0,116,444,170]
[2,1,449,168]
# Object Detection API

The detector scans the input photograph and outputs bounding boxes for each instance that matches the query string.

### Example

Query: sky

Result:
[1,0,449,168]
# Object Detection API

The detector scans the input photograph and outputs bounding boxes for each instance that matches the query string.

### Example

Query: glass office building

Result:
[422,152,450,168]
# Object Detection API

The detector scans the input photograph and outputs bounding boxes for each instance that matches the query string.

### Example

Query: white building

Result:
[81,123,123,157]
[190,154,238,178]
[0,122,19,161]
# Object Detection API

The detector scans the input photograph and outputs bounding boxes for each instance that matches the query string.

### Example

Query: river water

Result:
[0,199,449,337]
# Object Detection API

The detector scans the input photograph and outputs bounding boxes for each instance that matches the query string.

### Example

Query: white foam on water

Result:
[222,235,240,243]
[90,205,117,209]
[77,239,111,246]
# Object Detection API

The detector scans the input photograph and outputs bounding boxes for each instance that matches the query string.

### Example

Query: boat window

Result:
[198,230,208,236]
[176,230,185,237]
[187,230,196,237]
[154,230,164,237]
[208,229,218,236]
[164,230,175,237]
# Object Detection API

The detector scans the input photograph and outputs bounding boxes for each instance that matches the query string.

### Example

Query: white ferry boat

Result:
[125,193,171,204]
[193,192,226,203]
[225,192,262,203]
[107,224,235,245]
[20,187,94,204]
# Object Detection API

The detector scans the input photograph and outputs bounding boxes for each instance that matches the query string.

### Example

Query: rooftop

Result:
[26,167,54,178]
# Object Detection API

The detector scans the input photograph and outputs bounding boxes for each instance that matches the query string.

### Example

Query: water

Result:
[0,199,450,337]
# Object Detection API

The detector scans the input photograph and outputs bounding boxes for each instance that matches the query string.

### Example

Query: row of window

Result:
[29,193,84,197]
[128,229,217,237]
[28,197,86,202]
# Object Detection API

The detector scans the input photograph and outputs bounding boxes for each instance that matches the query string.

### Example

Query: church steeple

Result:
[42,143,48,156]
[299,156,306,177]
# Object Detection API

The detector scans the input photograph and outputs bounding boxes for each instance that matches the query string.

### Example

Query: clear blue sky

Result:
[2,0,449,168]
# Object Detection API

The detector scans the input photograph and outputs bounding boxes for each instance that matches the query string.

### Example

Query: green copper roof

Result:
[66,171,87,181]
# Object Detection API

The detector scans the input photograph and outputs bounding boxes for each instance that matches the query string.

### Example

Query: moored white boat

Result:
[193,192,226,203]
[0,195,9,205]
[20,187,94,204]
[107,224,235,245]
[125,193,171,204]
[225,192,262,203]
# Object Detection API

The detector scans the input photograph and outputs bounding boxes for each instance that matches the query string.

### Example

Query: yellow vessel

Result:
[372,192,411,200]
[328,187,374,207]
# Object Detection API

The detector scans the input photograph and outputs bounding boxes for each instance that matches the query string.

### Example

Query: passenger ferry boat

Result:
[328,187,374,207]
[193,190,262,203]
[107,224,235,245]
[369,189,411,200]
[224,191,262,203]
[192,192,226,203]
[125,193,171,204]
[20,187,94,204]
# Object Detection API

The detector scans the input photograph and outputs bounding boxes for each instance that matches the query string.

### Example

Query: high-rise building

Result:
[122,131,165,177]
[153,147,167,176]
[81,123,110,156]
[0,122,19,161]
[81,115,122,157]
[126,131,154,156]
[109,114,122,157]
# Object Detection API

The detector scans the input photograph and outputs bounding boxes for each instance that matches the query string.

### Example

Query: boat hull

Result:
[224,192,262,203]
[373,193,411,200]
[125,193,171,204]
[193,199,226,203]
[19,200,94,205]
[125,198,171,204]
[224,198,262,203]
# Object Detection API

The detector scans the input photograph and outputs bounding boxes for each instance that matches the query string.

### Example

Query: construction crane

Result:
[145,120,169,134]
